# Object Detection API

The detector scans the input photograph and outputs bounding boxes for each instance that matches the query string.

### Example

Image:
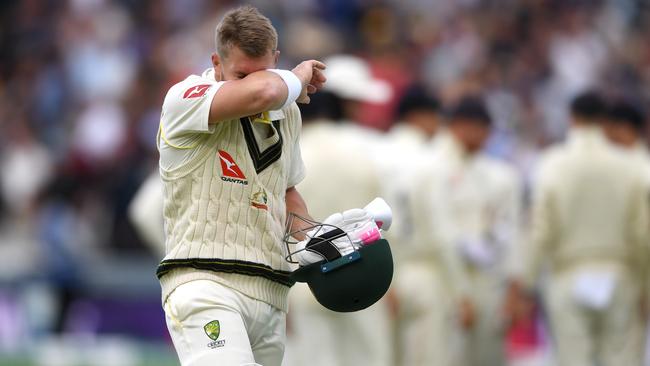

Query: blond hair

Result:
[215,5,278,58]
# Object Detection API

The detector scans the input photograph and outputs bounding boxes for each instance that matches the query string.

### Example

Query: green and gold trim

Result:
[156,258,295,287]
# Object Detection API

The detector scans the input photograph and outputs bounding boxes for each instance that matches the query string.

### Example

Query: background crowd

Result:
[0,0,649,365]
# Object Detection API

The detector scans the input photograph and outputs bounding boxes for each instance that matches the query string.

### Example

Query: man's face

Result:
[404,110,439,139]
[212,46,279,81]
[604,121,638,148]
[449,119,490,154]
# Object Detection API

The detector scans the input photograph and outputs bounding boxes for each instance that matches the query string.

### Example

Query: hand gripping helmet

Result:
[284,198,394,312]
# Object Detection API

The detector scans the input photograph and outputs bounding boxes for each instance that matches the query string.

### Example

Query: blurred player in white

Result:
[603,99,650,366]
[413,95,522,366]
[128,171,165,257]
[379,85,441,260]
[284,55,394,366]
[508,91,650,366]
[376,85,471,366]
[155,6,326,366]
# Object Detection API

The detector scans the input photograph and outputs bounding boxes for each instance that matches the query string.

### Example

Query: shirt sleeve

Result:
[286,104,306,188]
[159,77,223,149]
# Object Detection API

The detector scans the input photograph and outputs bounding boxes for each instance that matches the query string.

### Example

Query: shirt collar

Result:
[567,125,607,148]
[435,130,471,160]
[202,68,216,80]
[390,123,429,144]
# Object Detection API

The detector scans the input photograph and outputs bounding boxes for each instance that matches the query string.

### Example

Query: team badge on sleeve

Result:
[183,84,212,99]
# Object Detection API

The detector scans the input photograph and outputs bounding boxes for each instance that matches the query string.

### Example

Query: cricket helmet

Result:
[284,198,394,312]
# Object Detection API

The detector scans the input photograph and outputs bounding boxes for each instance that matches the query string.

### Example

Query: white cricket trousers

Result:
[284,283,393,366]
[461,270,506,366]
[545,264,646,366]
[164,280,286,366]
[394,263,457,366]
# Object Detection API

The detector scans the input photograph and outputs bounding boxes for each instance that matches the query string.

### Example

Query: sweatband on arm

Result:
[268,69,302,109]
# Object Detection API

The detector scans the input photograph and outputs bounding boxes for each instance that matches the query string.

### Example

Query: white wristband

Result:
[268,69,302,109]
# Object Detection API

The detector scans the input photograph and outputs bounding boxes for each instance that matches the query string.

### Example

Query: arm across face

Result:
[208,56,326,124]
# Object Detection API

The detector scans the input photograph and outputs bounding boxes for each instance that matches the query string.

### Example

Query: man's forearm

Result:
[285,186,312,240]
[208,60,325,124]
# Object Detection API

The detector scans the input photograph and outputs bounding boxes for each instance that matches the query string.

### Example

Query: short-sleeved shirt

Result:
[156,68,307,311]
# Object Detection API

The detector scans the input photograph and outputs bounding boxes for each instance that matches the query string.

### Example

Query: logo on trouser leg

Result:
[204,320,226,349]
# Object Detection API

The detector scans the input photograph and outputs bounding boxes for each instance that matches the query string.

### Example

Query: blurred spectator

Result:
[0,123,52,217]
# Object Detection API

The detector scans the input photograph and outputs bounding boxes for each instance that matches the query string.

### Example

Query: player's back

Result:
[535,126,648,266]
[298,120,382,220]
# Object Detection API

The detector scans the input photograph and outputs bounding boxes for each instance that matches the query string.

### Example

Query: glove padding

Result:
[294,198,392,266]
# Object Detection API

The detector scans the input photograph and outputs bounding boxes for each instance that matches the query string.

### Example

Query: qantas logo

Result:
[183,84,212,99]
[218,150,248,185]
